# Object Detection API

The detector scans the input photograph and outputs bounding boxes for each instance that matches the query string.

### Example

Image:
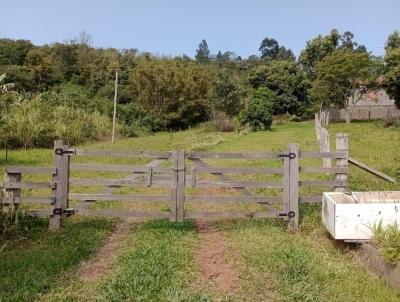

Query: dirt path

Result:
[195,219,238,293]
[78,220,131,282]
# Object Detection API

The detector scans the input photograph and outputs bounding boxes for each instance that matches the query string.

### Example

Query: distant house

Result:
[329,89,400,122]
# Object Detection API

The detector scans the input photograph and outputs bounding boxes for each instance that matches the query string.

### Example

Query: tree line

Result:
[0,29,399,148]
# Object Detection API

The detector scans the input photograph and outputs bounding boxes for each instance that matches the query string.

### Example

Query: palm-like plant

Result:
[0,73,14,94]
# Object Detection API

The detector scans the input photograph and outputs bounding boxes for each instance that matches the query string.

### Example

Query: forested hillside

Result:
[1,29,399,148]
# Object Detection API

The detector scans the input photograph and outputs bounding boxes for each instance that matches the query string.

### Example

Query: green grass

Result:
[372,221,400,264]
[215,212,400,302]
[97,220,210,302]
[1,120,400,301]
[0,216,115,302]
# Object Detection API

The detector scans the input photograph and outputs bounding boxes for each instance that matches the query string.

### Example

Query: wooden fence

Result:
[1,135,349,231]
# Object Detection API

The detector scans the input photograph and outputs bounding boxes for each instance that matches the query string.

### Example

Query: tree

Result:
[0,39,33,65]
[211,71,242,119]
[239,87,275,131]
[385,31,400,51]
[128,59,214,128]
[299,29,340,80]
[259,37,279,60]
[275,46,295,61]
[384,32,400,108]
[310,48,371,122]
[195,39,210,63]
[248,60,308,116]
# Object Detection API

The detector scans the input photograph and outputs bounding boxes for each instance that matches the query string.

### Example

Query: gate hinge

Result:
[55,148,76,156]
[278,152,296,159]
[278,211,295,218]
[53,208,76,216]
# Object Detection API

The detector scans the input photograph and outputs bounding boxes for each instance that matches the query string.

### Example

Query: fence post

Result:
[334,133,349,192]
[176,150,185,222]
[3,170,21,211]
[288,143,299,231]
[49,140,70,231]
[170,150,178,222]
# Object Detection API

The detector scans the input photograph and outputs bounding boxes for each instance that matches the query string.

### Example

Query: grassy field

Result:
[1,120,400,301]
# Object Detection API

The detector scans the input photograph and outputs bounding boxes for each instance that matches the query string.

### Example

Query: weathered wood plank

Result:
[69,177,172,187]
[176,150,185,222]
[299,195,321,203]
[6,166,56,174]
[69,193,169,202]
[335,133,349,192]
[76,208,170,219]
[184,211,278,219]
[288,143,299,231]
[300,166,348,173]
[299,180,347,187]
[170,151,178,222]
[349,157,395,183]
[2,172,21,206]
[194,166,283,174]
[185,195,281,203]
[12,196,54,204]
[300,151,347,159]
[186,151,282,159]
[28,209,52,217]
[70,163,169,174]
[196,180,283,188]
[49,140,70,231]
[4,182,55,189]
[74,149,171,159]
[189,158,280,213]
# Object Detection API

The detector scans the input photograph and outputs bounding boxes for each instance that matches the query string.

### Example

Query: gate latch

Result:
[278,211,296,218]
[278,152,296,159]
[55,148,76,155]
[53,208,76,216]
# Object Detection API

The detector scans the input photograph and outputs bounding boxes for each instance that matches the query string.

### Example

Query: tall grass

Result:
[372,221,400,264]
[1,97,111,148]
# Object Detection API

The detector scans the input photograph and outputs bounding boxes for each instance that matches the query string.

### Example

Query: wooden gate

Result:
[1,135,348,232]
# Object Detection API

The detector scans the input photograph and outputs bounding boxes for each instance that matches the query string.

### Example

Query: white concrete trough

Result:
[322,191,400,241]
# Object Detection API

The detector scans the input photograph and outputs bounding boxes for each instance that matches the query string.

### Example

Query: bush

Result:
[239,87,275,131]
[372,221,400,264]
[0,95,112,148]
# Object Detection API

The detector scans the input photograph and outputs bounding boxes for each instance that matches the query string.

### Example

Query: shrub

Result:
[0,95,112,148]
[239,87,275,131]
[372,221,400,264]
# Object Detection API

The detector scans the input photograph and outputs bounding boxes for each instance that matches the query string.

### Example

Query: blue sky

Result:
[1,0,399,58]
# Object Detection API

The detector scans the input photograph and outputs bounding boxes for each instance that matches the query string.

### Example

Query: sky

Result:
[1,0,399,58]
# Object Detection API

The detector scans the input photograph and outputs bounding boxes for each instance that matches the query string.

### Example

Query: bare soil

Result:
[195,219,238,293]
[78,220,131,282]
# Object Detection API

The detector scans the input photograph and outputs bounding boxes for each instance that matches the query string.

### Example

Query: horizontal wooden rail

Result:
[299,195,322,203]
[299,180,347,187]
[69,193,169,202]
[186,151,282,159]
[3,181,55,189]
[300,166,348,173]
[196,180,283,189]
[5,166,56,174]
[77,209,170,219]
[300,151,347,159]
[70,164,170,174]
[2,196,54,204]
[194,166,283,174]
[185,195,282,203]
[69,177,172,187]
[184,211,279,219]
[73,149,171,159]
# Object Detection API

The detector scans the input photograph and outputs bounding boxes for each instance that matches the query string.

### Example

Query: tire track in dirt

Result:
[195,219,238,293]
[78,220,131,282]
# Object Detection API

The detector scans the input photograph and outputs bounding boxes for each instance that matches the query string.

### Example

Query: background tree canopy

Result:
[0,29,397,147]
